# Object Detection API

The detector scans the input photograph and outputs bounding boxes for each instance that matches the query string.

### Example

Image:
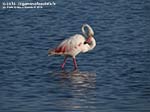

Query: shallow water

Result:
[0,0,150,112]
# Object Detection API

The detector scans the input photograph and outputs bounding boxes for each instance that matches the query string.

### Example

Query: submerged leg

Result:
[73,57,78,70]
[61,56,68,69]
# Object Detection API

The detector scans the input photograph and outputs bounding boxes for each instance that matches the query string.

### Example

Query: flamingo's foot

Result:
[73,66,78,70]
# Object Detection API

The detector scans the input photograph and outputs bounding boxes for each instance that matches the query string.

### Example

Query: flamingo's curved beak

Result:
[84,37,92,44]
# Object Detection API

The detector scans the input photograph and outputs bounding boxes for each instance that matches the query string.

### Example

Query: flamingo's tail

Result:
[48,49,56,56]
[48,49,64,56]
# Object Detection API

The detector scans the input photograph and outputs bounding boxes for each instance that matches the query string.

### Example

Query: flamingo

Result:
[48,24,96,70]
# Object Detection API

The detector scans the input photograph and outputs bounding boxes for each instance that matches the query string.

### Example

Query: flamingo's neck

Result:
[88,37,96,50]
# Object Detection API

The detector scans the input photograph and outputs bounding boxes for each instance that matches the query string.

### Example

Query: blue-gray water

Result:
[0,0,150,112]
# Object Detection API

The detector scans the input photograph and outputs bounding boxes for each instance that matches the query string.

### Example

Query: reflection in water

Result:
[48,70,97,111]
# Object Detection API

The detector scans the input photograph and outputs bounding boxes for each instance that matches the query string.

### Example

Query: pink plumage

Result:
[48,24,96,70]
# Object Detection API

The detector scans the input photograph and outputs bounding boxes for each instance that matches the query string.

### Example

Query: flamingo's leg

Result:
[61,56,68,69]
[73,57,78,70]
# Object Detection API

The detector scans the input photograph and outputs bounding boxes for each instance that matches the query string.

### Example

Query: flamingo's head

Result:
[84,36,94,44]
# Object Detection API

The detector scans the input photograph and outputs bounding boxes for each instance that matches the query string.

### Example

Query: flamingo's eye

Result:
[84,41,87,44]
